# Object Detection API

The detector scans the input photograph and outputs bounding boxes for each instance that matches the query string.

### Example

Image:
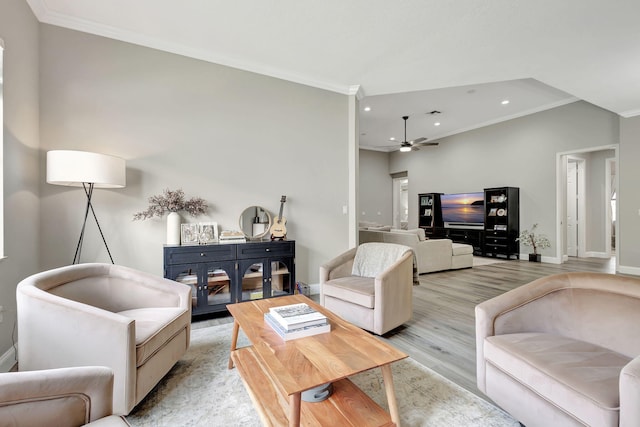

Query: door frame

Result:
[392,176,409,230]
[555,144,618,265]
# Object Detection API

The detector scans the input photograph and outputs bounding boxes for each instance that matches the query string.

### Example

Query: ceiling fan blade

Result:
[415,141,439,147]
[410,137,428,144]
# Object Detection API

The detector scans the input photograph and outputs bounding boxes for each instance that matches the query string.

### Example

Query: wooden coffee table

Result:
[227,294,407,427]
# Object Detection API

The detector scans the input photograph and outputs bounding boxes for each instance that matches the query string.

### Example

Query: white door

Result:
[567,161,578,257]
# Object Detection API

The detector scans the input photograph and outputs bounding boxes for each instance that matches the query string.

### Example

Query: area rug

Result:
[126,323,518,427]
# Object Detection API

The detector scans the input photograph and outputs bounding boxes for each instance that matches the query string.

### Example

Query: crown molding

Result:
[26,0,355,96]
[348,85,365,100]
[620,108,640,118]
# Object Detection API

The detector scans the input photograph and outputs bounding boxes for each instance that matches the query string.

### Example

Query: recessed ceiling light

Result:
[434,122,441,126]
[501,100,510,105]
[364,106,371,112]
[389,137,396,141]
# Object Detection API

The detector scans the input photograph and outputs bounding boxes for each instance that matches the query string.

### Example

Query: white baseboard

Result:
[518,254,562,264]
[585,251,610,258]
[309,283,320,295]
[0,344,17,372]
[618,265,640,276]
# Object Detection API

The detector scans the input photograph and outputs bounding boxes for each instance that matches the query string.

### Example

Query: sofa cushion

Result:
[367,225,391,231]
[485,332,630,426]
[451,243,473,256]
[118,307,188,367]
[322,276,375,309]
[391,228,427,241]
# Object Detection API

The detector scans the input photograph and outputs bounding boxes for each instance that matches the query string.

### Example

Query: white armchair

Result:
[16,263,191,415]
[320,243,413,335]
[0,366,129,426]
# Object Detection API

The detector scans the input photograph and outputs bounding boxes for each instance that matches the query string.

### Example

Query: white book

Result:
[269,303,327,330]
[264,313,330,341]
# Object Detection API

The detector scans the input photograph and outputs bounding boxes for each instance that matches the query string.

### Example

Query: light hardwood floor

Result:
[197,256,617,403]
[377,256,617,400]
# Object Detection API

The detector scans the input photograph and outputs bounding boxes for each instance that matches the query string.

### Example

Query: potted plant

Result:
[517,223,550,262]
[133,189,208,244]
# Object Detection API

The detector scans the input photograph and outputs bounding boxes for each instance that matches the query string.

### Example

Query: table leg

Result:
[228,320,240,369]
[380,364,400,426]
[288,392,301,427]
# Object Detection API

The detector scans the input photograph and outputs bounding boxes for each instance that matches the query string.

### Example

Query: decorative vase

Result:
[167,212,181,245]
[529,253,541,262]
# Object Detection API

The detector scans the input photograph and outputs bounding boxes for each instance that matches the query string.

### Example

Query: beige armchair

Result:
[0,366,129,426]
[476,272,640,427]
[17,263,191,415]
[320,243,413,335]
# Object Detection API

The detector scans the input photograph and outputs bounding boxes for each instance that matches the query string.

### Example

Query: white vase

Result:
[167,212,181,245]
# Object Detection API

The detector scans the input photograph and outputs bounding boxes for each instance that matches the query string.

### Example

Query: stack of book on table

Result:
[264,302,330,341]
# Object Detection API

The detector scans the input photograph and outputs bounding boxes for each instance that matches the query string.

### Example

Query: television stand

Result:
[441,227,484,255]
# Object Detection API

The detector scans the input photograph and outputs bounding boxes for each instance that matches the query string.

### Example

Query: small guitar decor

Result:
[270,195,287,241]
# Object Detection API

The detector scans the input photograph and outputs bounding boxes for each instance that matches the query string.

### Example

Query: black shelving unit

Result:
[483,187,519,259]
[418,193,443,238]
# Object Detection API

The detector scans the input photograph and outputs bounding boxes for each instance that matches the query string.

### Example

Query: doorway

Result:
[556,145,618,264]
[392,177,409,230]
[566,157,585,257]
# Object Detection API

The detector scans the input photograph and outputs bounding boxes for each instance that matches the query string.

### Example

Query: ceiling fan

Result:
[385,116,439,152]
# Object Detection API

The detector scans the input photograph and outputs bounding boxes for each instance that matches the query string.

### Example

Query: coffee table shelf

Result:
[227,295,406,427]
[232,346,394,427]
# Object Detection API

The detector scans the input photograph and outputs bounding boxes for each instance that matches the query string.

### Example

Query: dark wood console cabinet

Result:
[164,240,295,316]
[441,227,484,255]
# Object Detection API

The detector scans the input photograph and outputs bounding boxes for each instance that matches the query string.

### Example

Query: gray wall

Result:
[358,149,392,225]
[0,0,41,367]
[37,25,350,285]
[586,149,615,254]
[619,116,640,273]
[385,101,620,260]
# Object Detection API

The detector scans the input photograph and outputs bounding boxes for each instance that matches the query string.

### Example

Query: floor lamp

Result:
[47,150,126,264]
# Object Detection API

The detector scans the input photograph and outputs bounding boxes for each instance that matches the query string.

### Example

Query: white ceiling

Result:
[26,0,640,150]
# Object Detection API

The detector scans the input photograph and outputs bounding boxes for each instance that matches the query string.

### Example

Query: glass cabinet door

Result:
[270,260,291,297]
[170,266,199,309]
[204,264,233,308]
[241,262,265,301]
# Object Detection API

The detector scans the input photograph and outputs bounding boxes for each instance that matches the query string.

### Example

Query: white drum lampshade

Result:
[47,150,126,188]
[46,150,126,264]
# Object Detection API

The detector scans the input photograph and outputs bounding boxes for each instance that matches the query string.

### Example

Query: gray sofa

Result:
[17,263,192,415]
[359,228,473,274]
[476,272,640,427]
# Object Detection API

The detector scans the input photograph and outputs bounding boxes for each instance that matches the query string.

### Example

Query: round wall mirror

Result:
[239,206,272,240]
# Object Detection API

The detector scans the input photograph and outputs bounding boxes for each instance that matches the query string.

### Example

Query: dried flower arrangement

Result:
[133,189,208,220]
[516,223,551,254]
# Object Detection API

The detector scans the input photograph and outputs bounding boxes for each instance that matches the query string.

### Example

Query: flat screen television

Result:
[441,192,485,229]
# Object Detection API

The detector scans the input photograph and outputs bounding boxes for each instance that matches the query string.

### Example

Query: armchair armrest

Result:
[0,367,116,425]
[373,251,413,335]
[17,286,137,414]
[320,247,357,283]
[620,356,640,427]
[319,247,357,306]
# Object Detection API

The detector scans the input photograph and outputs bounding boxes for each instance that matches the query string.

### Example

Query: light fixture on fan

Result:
[399,143,412,152]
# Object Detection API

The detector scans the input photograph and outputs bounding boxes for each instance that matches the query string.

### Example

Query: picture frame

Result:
[180,223,199,245]
[198,222,219,244]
